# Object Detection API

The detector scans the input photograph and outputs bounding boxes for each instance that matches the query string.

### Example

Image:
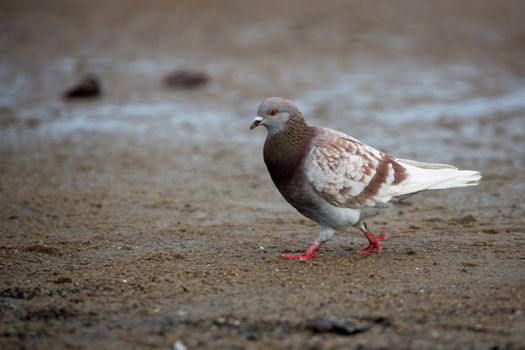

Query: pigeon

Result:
[250,97,481,260]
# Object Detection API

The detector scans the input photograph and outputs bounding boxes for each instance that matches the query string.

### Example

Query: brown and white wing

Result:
[304,129,407,209]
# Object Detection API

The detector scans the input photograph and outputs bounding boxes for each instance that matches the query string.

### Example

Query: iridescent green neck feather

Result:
[263,116,314,186]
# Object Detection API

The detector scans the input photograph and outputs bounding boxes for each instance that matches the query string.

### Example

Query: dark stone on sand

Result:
[482,228,498,234]
[22,306,77,321]
[63,75,102,99]
[163,69,209,90]
[450,214,478,225]
[53,277,72,284]
[23,244,62,256]
[0,287,41,300]
[308,318,372,335]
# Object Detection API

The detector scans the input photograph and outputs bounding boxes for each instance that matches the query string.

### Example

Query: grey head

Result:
[250,97,305,135]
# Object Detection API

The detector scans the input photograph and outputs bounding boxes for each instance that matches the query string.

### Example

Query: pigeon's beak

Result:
[250,116,263,130]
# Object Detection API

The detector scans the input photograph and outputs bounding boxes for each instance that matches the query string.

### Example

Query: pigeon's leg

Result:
[283,227,334,261]
[356,222,386,254]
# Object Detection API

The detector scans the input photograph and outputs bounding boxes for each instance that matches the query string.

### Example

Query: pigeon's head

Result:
[250,97,304,133]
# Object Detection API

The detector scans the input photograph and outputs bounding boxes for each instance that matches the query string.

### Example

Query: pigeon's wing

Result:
[304,128,408,209]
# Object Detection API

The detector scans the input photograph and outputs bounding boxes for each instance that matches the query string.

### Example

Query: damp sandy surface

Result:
[1,1,525,349]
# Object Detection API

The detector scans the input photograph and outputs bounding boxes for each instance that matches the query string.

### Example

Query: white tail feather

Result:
[396,158,458,170]
[426,170,481,190]
[393,160,481,197]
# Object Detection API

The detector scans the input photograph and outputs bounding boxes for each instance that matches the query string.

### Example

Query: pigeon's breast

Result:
[263,129,313,186]
[264,128,365,228]
[274,165,363,229]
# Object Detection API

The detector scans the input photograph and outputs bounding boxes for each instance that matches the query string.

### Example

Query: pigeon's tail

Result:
[424,169,481,190]
[393,158,481,197]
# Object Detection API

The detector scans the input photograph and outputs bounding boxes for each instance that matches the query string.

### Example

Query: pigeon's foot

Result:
[357,232,387,254]
[282,243,321,261]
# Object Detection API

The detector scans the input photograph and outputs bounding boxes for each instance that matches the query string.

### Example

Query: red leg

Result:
[357,231,387,254]
[282,243,321,261]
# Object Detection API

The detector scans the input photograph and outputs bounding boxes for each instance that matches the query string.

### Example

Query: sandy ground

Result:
[1,1,525,349]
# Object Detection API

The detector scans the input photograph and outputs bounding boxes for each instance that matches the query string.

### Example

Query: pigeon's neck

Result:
[265,118,310,159]
[263,119,314,185]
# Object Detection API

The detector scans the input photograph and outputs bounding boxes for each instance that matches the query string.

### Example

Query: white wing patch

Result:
[305,128,407,209]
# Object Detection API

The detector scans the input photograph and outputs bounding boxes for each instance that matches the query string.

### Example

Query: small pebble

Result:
[173,340,187,350]
[63,74,102,99]
[164,69,209,90]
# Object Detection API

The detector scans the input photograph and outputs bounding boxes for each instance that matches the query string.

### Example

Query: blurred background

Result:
[2,0,524,149]
[1,1,525,349]
[2,0,524,209]
[1,0,524,220]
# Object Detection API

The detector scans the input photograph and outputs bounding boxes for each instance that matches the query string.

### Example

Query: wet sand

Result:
[1,1,525,349]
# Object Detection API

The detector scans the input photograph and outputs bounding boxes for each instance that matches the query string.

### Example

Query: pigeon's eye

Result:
[269,109,277,116]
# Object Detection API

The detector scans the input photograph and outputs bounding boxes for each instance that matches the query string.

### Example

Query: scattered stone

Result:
[164,69,209,90]
[308,318,372,335]
[482,228,498,234]
[23,244,62,256]
[450,214,478,225]
[246,333,259,341]
[63,74,102,99]
[0,287,40,300]
[173,340,187,350]
[22,306,77,321]
[423,217,442,223]
[173,252,185,259]
[53,277,72,284]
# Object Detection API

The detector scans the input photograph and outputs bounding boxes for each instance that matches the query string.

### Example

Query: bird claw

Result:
[282,243,321,261]
[357,232,387,254]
